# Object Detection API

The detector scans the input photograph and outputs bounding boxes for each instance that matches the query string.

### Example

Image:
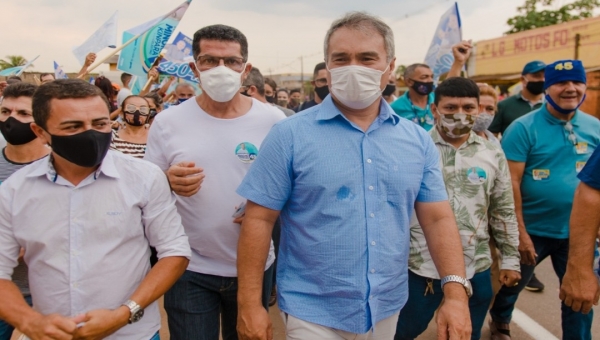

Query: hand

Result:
[233,214,245,225]
[499,269,521,287]
[72,307,129,340]
[436,285,471,339]
[451,40,472,65]
[22,314,87,340]
[0,80,7,94]
[518,232,537,266]
[148,67,159,80]
[237,304,272,340]
[560,266,600,314]
[167,162,205,197]
[84,53,96,67]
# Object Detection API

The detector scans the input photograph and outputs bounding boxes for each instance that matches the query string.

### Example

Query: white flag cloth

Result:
[424,2,462,82]
[72,11,118,66]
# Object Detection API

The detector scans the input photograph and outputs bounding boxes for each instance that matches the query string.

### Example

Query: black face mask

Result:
[149,109,158,120]
[314,85,330,100]
[410,80,434,96]
[240,91,250,97]
[124,110,145,127]
[265,95,275,104]
[49,129,112,168]
[0,116,37,145]
[382,84,396,97]
[525,81,545,95]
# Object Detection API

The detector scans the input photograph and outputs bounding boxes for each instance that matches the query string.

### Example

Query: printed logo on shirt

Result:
[532,169,550,180]
[235,142,258,163]
[575,142,588,155]
[466,167,487,184]
[425,115,435,126]
[576,161,586,173]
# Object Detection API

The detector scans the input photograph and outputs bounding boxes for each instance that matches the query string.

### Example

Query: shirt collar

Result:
[315,95,399,125]
[540,104,580,126]
[26,151,120,182]
[518,91,543,106]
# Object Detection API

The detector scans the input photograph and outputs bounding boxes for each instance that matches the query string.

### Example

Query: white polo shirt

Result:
[0,150,191,340]
[145,97,285,276]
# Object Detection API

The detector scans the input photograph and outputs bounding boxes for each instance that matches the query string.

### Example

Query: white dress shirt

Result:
[0,150,191,340]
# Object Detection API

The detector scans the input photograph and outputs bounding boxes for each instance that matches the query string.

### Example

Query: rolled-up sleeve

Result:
[417,133,448,203]
[0,185,19,280]
[142,165,191,260]
[237,123,293,210]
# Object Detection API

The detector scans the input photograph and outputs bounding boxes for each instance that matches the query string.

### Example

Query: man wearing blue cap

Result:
[488,59,600,340]
[488,60,546,136]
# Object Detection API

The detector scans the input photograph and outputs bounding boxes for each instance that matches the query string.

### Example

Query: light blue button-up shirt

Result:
[237,96,448,333]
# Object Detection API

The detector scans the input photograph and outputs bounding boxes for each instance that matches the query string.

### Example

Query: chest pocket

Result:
[385,163,423,205]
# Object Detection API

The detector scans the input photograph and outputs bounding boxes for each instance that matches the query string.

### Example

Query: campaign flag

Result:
[164,32,193,62]
[424,2,462,81]
[0,66,24,76]
[89,76,95,85]
[72,11,118,66]
[15,55,40,76]
[118,1,192,77]
[54,62,68,79]
[158,60,198,83]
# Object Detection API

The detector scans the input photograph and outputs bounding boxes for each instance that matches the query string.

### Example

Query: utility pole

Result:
[575,33,581,60]
[300,56,304,94]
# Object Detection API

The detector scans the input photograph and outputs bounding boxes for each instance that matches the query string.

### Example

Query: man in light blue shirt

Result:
[236,12,471,340]
[489,60,600,340]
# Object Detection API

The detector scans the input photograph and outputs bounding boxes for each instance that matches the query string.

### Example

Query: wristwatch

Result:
[441,275,473,298]
[122,300,144,324]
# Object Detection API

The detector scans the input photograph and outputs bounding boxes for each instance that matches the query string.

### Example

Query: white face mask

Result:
[198,64,245,103]
[472,112,494,132]
[328,64,389,110]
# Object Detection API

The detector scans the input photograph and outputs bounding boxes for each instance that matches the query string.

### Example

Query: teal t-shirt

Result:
[390,92,435,131]
[501,105,600,238]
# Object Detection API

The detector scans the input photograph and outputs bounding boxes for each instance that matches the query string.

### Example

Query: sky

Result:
[0,0,554,75]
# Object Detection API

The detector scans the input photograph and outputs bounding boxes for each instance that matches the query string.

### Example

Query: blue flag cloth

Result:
[54,62,68,79]
[164,32,193,63]
[0,66,24,76]
[89,77,95,85]
[424,2,462,82]
[118,1,192,77]
[158,60,198,83]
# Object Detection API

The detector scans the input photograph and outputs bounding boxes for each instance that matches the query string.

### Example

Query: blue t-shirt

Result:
[502,105,600,238]
[579,146,600,190]
[390,92,435,131]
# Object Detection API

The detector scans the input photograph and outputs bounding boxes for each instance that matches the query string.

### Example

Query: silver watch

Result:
[441,275,473,298]
[122,300,144,324]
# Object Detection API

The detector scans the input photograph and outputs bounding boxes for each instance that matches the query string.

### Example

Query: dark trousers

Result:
[164,265,274,340]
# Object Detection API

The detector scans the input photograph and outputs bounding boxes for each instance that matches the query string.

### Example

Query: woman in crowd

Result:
[144,91,164,125]
[276,88,290,108]
[111,95,150,158]
[473,83,501,147]
[94,76,118,112]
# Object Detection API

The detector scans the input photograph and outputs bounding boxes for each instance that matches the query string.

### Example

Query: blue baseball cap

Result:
[544,59,586,90]
[522,60,546,75]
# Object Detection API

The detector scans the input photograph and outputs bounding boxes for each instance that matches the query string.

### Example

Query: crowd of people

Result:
[0,10,598,340]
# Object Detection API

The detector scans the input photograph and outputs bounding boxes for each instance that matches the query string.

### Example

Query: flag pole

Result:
[77,34,142,78]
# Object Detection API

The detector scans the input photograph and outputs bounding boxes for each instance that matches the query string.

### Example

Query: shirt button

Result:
[367,159,372,163]
[370,269,376,273]
[370,213,375,218]
[371,241,376,246]
[368,186,374,191]
[369,295,374,300]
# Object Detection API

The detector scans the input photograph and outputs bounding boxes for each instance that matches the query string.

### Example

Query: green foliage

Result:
[0,55,29,70]
[506,0,600,34]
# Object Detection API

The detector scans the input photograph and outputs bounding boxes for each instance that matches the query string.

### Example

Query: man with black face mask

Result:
[0,83,49,340]
[390,63,435,130]
[0,79,191,340]
[488,61,545,136]
[297,62,329,112]
[383,72,397,104]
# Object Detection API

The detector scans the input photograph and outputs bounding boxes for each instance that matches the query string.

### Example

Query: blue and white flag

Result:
[424,2,462,81]
[89,76,95,85]
[72,11,118,66]
[0,66,24,76]
[118,1,191,77]
[164,32,193,63]
[158,60,198,83]
[54,61,68,79]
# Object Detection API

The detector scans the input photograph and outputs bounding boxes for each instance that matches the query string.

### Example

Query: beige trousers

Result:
[281,312,399,340]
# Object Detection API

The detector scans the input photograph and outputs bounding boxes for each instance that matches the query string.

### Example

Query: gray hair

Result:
[243,67,266,96]
[324,12,395,63]
[404,63,430,81]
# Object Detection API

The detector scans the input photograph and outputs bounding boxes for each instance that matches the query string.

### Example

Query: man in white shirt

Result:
[144,24,285,340]
[0,79,191,340]
[116,73,133,108]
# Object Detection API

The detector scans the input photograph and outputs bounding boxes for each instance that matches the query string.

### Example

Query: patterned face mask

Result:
[437,112,476,138]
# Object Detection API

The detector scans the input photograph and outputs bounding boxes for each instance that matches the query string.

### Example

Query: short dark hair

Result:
[434,77,480,106]
[40,73,55,80]
[313,62,326,79]
[120,73,132,84]
[264,78,277,92]
[6,76,21,85]
[243,67,265,96]
[404,63,430,81]
[290,88,301,95]
[192,24,249,62]
[32,79,110,130]
[2,83,37,99]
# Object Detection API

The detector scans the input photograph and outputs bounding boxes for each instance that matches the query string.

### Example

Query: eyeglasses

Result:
[196,55,245,72]
[124,104,150,115]
[564,121,577,145]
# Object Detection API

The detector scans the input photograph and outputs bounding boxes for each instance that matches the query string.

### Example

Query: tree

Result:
[0,55,29,70]
[395,65,407,80]
[506,0,600,34]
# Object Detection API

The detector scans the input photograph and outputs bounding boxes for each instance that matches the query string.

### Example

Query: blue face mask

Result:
[178,97,189,105]
[545,93,586,115]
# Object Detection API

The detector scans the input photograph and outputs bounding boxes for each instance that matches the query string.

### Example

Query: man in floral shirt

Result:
[395,77,521,340]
